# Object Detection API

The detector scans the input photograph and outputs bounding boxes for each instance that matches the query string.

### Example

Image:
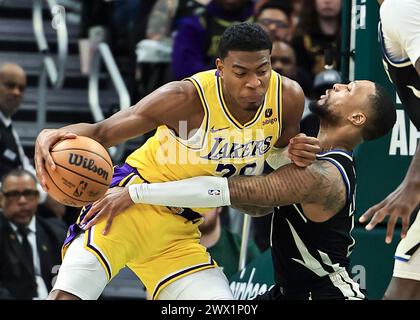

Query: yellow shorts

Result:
[62,163,217,299]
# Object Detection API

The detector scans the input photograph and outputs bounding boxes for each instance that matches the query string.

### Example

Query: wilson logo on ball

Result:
[68,153,109,180]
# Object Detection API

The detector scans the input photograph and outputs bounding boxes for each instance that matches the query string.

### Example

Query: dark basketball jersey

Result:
[379,21,420,129]
[269,150,365,299]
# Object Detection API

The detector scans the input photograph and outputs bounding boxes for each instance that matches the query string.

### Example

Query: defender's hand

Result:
[34,129,77,191]
[81,187,134,235]
[359,182,419,244]
[288,133,321,167]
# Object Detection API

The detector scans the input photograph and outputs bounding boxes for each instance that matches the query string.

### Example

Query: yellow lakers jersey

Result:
[126,69,282,212]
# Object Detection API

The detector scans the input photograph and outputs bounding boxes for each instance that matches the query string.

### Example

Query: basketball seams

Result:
[54,163,110,186]
[45,168,90,206]
[51,148,113,170]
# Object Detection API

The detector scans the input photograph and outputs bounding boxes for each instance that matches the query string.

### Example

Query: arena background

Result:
[0,0,416,300]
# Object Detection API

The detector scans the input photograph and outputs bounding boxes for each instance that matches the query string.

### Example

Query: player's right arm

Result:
[34,80,201,189]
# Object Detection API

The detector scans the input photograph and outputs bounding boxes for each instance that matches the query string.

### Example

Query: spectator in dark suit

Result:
[0,63,65,220]
[0,169,66,299]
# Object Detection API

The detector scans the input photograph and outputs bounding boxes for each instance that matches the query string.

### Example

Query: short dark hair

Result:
[257,0,293,18]
[1,168,38,191]
[362,84,396,141]
[218,22,272,59]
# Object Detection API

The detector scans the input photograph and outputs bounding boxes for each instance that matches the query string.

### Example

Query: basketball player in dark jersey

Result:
[359,0,420,300]
[86,80,396,299]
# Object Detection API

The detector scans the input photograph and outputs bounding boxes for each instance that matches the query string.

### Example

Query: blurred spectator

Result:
[171,0,254,80]
[0,169,67,299]
[136,0,177,99]
[79,0,158,101]
[290,0,303,36]
[271,40,312,97]
[300,68,342,137]
[200,207,260,278]
[0,63,65,220]
[255,0,293,42]
[292,0,342,78]
[171,0,210,31]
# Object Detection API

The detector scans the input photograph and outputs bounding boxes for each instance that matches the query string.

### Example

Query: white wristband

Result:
[128,176,231,208]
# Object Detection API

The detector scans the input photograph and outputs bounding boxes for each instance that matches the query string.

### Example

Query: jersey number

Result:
[216,162,257,178]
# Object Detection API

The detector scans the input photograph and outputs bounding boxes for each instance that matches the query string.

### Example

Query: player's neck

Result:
[200,222,221,248]
[222,89,260,126]
[317,126,354,153]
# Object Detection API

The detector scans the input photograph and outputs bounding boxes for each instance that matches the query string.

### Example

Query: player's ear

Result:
[348,112,366,127]
[216,58,224,77]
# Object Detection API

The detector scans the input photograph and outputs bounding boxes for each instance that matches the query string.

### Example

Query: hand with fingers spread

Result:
[34,129,77,191]
[288,133,321,167]
[80,186,134,235]
[359,181,420,244]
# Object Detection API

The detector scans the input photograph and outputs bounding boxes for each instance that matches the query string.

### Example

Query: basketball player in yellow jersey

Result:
[34,23,320,300]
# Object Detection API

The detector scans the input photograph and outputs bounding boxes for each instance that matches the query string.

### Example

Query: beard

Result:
[308,99,340,124]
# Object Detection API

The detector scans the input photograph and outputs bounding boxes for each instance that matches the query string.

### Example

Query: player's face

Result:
[217,50,272,111]
[311,80,375,122]
[1,174,39,226]
[0,68,26,117]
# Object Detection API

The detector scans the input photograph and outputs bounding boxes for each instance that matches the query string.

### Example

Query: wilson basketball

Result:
[44,136,113,207]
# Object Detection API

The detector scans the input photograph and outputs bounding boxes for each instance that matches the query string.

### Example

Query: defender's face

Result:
[217,50,272,111]
[314,80,375,121]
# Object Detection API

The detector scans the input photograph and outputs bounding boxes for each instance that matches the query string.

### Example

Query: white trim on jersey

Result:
[293,204,308,223]
[346,214,356,258]
[286,219,329,277]
[317,150,353,161]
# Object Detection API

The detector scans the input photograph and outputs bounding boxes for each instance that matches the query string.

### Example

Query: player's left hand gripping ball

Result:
[81,186,134,235]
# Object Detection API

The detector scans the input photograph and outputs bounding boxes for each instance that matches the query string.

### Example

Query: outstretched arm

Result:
[35,81,200,190]
[81,160,346,232]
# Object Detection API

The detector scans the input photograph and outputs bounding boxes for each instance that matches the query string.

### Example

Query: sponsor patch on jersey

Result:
[265,108,273,118]
[262,117,278,125]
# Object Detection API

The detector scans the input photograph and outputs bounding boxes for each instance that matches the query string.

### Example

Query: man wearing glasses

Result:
[0,169,66,299]
[256,1,293,42]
